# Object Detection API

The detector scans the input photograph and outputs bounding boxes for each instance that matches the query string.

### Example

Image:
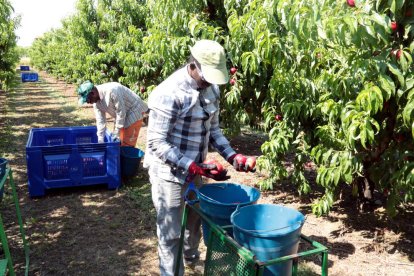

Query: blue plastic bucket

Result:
[198,183,260,245]
[120,147,144,177]
[231,204,305,276]
[0,158,8,200]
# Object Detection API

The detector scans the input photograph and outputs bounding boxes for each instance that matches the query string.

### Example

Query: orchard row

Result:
[26,0,414,216]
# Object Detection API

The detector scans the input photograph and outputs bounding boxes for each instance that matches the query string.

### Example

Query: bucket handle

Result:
[206,183,228,189]
[183,183,225,205]
[184,182,227,205]
[183,183,244,206]
[220,225,233,234]
[183,183,222,205]
[183,182,199,206]
[234,216,307,234]
[198,191,227,205]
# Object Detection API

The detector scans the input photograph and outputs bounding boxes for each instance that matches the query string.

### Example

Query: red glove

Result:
[228,154,256,172]
[188,162,216,177]
[187,162,231,181]
[203,159,231,181]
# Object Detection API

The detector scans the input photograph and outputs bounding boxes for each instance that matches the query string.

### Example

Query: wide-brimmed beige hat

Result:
[189,40,229,85]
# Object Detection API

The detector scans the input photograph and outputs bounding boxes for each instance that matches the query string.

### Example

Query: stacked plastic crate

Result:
[20,65,39,82]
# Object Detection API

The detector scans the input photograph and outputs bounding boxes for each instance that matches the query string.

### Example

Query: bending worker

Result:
[144,39,256,275]
[77,81,148,147]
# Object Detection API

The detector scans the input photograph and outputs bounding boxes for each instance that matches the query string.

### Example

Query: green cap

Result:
[189,40,229,85]
[77,81,94,105]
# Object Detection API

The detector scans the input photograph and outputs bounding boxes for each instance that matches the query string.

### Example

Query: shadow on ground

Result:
[0,73,157,275]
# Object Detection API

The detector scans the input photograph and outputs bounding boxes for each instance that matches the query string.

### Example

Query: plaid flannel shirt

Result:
[94,82,148,141]
[143,66,236,184]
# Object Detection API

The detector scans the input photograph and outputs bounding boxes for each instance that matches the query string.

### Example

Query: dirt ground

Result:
[0,70,413,276]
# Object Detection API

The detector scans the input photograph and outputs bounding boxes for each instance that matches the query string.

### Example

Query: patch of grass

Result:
[123,173,155,217]
[0,90,17,158]
[46,87,91,125]
[297,262,320,276]
[0,188,15,206]
[136,141,146,151]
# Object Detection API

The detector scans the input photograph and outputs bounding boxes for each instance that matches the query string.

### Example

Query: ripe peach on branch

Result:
[347,0,355,7]
[390,21,398,32]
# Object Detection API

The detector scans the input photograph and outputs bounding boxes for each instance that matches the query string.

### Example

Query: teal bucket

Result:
[0,158,8,200]
[120,147,144,177]
[231,204,305,276]
[197,183,260,245]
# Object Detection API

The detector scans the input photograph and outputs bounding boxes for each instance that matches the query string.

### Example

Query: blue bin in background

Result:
[20,65,30,71]
[231,204,305,276]
[120,146,144,178]
[26,126,121,197]
[197,183,260,245]
[21,72,38,82]
[0,158,8,200]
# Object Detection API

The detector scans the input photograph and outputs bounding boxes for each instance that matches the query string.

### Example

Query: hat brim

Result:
[78,96,87,105]
[200,64,229,85]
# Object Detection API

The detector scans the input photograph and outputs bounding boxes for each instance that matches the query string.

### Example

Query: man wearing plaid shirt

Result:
[77,81,148,147]
[144,40,256,275]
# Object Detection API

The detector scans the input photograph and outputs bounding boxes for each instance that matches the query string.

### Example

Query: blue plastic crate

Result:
[20,65,30,71]
[21,72,38,82]
[26,126,121,197]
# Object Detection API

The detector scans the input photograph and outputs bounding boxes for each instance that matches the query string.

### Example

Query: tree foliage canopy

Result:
[29,0,414,216]
[0,0,19,90]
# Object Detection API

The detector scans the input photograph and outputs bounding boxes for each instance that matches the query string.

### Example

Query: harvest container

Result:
[197,182,260,244]
[120,146,144,177]
[231,204,305,275]
[20,65,30,71]
[26,126,121,197]
[21,72,38,82]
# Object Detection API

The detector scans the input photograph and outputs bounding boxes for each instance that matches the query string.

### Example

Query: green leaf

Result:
[391,0,396,13]
[371,85,384,114]
[378,74,395,100]
[365,120,375,142]
[403,100,414,127]
[370,13,387,29]
[410,40,414,53]
[334,168,341,186]
[388,63,405,86]
[399,50,408,72]
[412,121,414,139]
[360,125,367,149]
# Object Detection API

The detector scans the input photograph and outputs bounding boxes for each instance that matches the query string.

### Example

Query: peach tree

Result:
[220,0,414,216]
[0,0,19,90]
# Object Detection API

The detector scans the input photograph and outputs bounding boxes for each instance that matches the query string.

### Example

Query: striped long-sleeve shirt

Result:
[143,66,236,184]
[93,82,148,141]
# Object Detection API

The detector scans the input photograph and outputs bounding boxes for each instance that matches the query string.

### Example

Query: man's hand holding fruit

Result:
[187,159,230,181]
[227,154,256,172]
